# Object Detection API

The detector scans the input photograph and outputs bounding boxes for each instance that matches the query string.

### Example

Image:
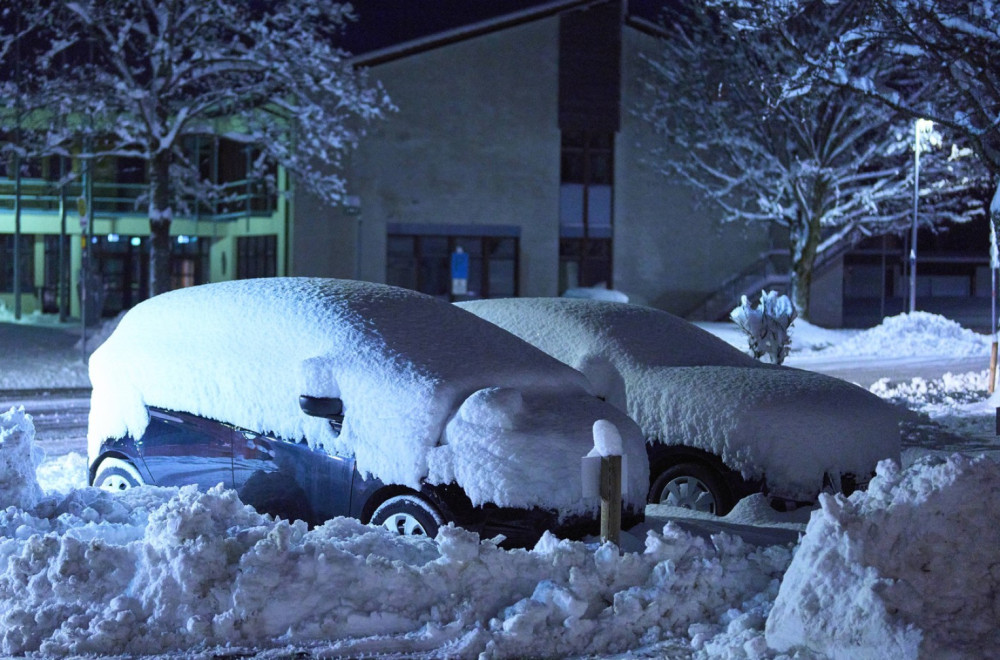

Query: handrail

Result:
[686,239,857,321]
[0,176,276,221]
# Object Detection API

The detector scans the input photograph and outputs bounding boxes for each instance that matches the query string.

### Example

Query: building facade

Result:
[2,0,989,328]
[0,138,289,319]
[290,0,774,316]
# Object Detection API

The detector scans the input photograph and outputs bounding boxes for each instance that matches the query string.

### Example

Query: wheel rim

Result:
[660,475,717,513]
[381,512,428,536]
[98,474,134,492]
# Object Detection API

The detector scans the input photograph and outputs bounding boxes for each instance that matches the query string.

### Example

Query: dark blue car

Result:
[87,279,649,546]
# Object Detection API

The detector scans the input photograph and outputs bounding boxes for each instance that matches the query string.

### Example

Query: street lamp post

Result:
[909,118,935,313]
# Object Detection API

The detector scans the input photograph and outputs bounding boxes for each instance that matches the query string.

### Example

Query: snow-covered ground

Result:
[1,309,998,658]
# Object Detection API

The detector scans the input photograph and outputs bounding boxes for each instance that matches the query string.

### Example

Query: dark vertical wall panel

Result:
[559,1,622,132]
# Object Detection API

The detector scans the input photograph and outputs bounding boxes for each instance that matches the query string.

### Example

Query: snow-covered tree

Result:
[639,3,983,319]
[1,0,391,296]
[711,0,1000,211]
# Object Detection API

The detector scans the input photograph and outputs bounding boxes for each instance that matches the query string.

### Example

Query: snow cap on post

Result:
[582,419,627,499]
[590,418,623,457]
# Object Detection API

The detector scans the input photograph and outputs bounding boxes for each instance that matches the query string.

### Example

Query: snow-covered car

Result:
[87,278,648,546]
[457,298,902,514]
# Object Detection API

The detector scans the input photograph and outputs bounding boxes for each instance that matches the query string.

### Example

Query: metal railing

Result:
[686,240,858,322]
[686,250,790,322]
[0,176,276,221]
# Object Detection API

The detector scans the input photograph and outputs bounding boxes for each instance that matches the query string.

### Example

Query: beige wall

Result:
[614,26,775,315]
[293,17,563,296]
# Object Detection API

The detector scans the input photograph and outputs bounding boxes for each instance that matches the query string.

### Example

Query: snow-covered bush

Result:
[730,290,797,364]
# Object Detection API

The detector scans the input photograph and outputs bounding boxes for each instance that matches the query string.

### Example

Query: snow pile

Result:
[10,433,798,660]
[870,370,989,410]
[0,407,44,510]
[0,484,791,657]
[74,311,125,355]
[88,279,648,515]
[561,285,629,303]
[822,312,990,358]
[35,452,89,495]
[0,402,781,658]
[767,455,1000,658]
[787,318,853,352]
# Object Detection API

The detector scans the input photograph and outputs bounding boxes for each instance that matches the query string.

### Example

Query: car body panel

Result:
[138,408,235,489]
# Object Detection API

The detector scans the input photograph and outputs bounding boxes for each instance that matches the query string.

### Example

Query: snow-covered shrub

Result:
[729,290,797,365]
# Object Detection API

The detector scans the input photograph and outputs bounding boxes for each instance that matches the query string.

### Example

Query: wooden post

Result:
[990,342,998,395]
[600,454,622,546]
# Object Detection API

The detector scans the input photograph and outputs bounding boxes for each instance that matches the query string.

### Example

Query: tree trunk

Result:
[148,153,173,297]
[789,212,821,321]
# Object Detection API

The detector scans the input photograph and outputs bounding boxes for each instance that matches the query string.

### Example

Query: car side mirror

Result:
[299,395,343,419]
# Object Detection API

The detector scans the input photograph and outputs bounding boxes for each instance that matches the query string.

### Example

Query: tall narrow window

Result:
[0,235,34,293]
[236,235,277,279]
[559,130,614,291]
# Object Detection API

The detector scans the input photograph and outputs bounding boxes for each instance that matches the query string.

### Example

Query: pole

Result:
[991,213,1000,394]
[12,5,22,320]
[909,120,921,314]
[79,152,90,364]
[13,152,22,320]
[880,234,887,319]
[58,156,68,322]
[600,455,622,546]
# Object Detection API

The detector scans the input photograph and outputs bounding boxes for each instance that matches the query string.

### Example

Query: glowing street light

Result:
[909,118,937,313]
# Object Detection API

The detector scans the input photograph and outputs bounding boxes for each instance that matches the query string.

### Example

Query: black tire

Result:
[648,462,733,515]
[370,495,444,538]
[93,457,144,492]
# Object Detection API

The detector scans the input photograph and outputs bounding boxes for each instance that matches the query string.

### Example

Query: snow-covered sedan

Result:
[458,298,902,514]
[87,279,648,546]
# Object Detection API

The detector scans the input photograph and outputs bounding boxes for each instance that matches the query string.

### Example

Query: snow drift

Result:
[822,311,990,359]
[767,454,1000,658]
[4,409,789,657]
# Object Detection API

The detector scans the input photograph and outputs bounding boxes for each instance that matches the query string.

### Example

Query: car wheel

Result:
[649,462,732,515]
[93,457,144,492]
[370,495,444,538]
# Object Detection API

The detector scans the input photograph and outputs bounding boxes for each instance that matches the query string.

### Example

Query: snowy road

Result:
[0,388,90,457]
[787,354,988,388]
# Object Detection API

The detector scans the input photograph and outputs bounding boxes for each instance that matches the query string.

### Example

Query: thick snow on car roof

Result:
[459,298,902,500]
[458,298,759,409]
[88,279,599,494]
[460,297,757,368]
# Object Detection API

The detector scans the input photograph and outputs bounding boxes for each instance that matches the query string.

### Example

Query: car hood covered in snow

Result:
[458,298,903,500]
[88,279,648,515]
[629,364,901,499]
